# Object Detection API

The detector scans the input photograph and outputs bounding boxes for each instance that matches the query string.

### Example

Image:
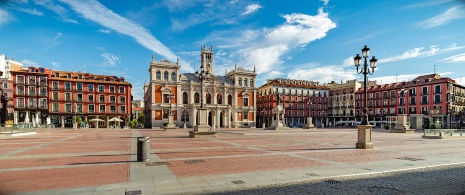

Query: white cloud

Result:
[20,59,40,67]
[98,29,111,33]
[380,43,465,63]
[287,66,355,84]
[341,56,354,67]
[59,0,194,72]
[51,61,61,68]
[404,0,454,9]
[455,77,465,87]
[440,53,465,63]
[16,7,44,16]
[44,32,63,52]
[320,0,329,6]
[237,8,336,74]
[0,8,12,25]
[99,53,120,67]
[371,74,421,84]
[417,5,465,29]
[241,4,262,15]
[34,0,78,24]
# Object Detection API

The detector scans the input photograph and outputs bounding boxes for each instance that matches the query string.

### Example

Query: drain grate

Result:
[145,162,169,166]
[324,179,341,184]
[396,157,424,161]
[306,173,320,177]
[231,180,245,184]
[125,190,142,195]
[184,159,206,164]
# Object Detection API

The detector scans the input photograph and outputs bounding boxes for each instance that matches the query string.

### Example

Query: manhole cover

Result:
[125,190,142,195]
[231,180,245,184]
[324,179,341,184]
[396,157,424,161]
[306,173,320,176]
[145,162,169,166]
[368,186,403,194]
[184,159,206,164]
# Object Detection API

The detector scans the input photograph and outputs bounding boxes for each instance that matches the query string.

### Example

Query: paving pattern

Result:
[1,127,465,194]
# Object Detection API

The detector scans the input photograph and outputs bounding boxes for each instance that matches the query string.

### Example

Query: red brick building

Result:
[11,66,132,128]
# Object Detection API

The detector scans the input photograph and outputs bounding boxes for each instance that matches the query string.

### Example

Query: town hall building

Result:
[143,45,257,129]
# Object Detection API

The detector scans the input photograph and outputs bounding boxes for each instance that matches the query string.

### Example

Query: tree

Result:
[137,113,144,125]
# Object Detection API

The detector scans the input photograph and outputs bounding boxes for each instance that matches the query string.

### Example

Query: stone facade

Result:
[144,45,257,129]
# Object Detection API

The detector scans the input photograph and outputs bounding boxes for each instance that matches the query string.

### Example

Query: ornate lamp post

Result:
[399,87,407,114]
[354,45,378,125]
[74,102,77,129]
[354,45,377,149]
[164,93,177,130]
[183,106,188,129]
[261,109,265,128]
[304,99,315,129]
[192,66,213,132]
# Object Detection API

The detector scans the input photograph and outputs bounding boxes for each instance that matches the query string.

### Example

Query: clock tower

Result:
[201,44,214,74]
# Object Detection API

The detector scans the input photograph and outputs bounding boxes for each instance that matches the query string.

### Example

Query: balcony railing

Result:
[16,103,25,108]
[16,92,25,96]
[28,92,36,96]
[38,81,47,86]
[52,85,59,90]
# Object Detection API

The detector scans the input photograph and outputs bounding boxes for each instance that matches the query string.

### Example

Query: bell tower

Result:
[200,44,214,74]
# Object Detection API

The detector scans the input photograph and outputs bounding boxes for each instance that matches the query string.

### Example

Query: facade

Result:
[11,66,132,127]
[257,78,329,128]
[144,45,257,128]
[0,54,24,121]
[354,74,465,129]
[131,100,144,122]
[327,80,377,127]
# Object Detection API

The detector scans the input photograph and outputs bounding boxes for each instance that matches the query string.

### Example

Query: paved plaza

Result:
[1,127,465,194]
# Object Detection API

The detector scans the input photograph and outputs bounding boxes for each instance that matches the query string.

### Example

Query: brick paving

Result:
[1,127,465,194]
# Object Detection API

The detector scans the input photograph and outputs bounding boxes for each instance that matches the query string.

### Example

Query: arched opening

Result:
[228,95,232,106]
[206,93,211,104]
[156,71,161,80]
[183,92,188,104]
[194,93,200,104]
[163,71,169,80]
[220,112,224,128]
[217,94,222,104]
[208,111,213,126]
[171,72,176,81]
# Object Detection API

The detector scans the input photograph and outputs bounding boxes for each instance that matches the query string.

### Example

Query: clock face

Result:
[207,63,211,67]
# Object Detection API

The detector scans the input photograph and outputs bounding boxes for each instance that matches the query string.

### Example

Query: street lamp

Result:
[195,66,212,108]
[261,109,265,128]
[307,100,312,123]
[183,106,188,129]
[354,45,378,125]
[74,102,77,129]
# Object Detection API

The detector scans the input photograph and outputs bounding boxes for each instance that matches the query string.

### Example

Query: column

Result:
[61,116,64,128]
[37,111,41,126]
[14,110,18,124]
[228,108,231,128]
[25,111,30,123]
[106,115,109,128]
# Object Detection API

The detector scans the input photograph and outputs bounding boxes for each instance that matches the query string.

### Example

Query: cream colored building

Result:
[143,45,257,128]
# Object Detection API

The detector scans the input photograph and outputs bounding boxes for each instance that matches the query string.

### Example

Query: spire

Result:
[253,66,256,72]
[235,64,237,70]
[176,57,179,65]
[151,53,154,62]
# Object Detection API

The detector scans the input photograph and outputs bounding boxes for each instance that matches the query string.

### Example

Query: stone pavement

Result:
[0,127,465,194]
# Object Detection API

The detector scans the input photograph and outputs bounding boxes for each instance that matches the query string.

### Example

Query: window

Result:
[52,103,59,112]
[217,94,222,104]
[110,96,116,103]
[183,92,188,104]
[88,84,94,92]
[109,86,115,93]
[78,74,82,79]
[156,71,161,80]
[28,86,36,96]
[65,104,72,112]
[422,86,428,95]
[65,93,72,101]
[67,74,71,78]
[65,82,71,90]
[434,85,441,94]
[206,93,211,104]
[76,104,82,113]
[164,71,169,80]
[28,76,36,85]
[39,87,47,96]
[409,88,416,96]
[244,78,248,86]
[244,98,249,106]
[110,105,116,113]
[88,94,94,102]
[163,109,169,119]
[3,83,7,88]
[74,83,82,92]
[99,105,106,113]
[194,93,200,104]
[163,94,170,103]
[17,75,25,84]
[228,95,232,105]
[77,94,83,102]
[119,86,124,93]
[250,79,253,87]
[422,96,428,104]
[98,85,104,92]
[99,95,105,102]
[434,94,441,103]
[171,72,176,81]
[120,96,126,104]
[410,97,416,105]
[88,105,95,113]
[28,98,36,107]
[390,90,396,98]
[120,106,126,113]
[52,92,58,101]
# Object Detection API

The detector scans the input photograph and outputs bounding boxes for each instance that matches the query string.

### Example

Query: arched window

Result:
[250,79,253,87]
[217,94,222,104]
[206,93,211,104]
[156,71,161,80]
[244,78,248,86]
[238,78,242,86]
[228,95,232,106]
[171,72,176,81]
[164,71,169,80]
[183,92,188,104]
[194,93,200,104]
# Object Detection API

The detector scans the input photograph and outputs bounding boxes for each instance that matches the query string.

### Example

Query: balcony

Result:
[38,105,48,109]
[16,103,25,108]
[64,98,73,102]
[38,81,47,86]
[16,91,25,96]
[76,88,83,92]
[52,85,59,90]
[64,87,72,91]
[27,104,37,108]
[27,92,36,96]
[38,92,48,97]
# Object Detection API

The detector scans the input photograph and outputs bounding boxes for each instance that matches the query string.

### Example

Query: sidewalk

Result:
[1,127,465,194]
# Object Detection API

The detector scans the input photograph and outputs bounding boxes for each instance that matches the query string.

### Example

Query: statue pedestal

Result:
[190,108,216,137]
[356,125,373,149]
[303,117,316,129]
[164,114,178,130]
[266,105,290,130]
[390,114,414,133]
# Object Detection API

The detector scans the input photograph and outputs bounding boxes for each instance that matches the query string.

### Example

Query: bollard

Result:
[137,137,150,162]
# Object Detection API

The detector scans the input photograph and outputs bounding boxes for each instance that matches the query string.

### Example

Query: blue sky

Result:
[1,0,465,100]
